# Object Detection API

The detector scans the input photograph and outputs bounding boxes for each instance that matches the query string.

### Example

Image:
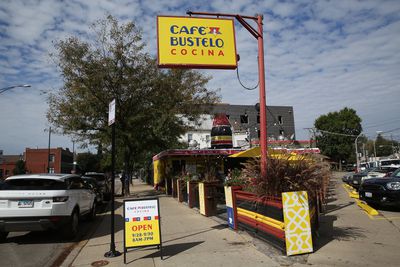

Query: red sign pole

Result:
[186,11,268,178]
[257,15,267,178]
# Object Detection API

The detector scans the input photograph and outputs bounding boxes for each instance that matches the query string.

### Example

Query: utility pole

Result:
[47,127,51,173]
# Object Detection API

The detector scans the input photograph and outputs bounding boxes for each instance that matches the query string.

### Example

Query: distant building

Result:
[0,154,23,179]
[180,104,296,149]
[24,147,73,174]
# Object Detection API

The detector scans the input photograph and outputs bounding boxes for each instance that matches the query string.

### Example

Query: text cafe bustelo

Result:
[157,16,237,69]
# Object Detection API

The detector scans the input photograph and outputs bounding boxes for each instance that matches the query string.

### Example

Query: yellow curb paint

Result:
[349,191,359,199]
[355,199,379,216]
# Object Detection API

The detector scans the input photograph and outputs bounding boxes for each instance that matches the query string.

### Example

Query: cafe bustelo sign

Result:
[157,16,237,69]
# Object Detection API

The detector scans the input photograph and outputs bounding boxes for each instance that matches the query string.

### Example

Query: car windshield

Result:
[391,168,400,178]
[0,179,67,190]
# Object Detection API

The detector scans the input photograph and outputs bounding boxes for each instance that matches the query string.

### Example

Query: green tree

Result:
[13,160,26,175]
[314,107,362,165]
[47,16,219,173]
[376,134,398,157]
[76,152,101,173]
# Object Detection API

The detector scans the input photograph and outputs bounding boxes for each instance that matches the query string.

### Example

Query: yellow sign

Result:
[124,198,161,248]
[157,16,237,69]
[282,191,313,256]
[199,182,205,215]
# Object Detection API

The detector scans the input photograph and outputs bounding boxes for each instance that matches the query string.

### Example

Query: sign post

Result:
[158,11,268,178]
[123,198,163,263]
[105,99,121,258]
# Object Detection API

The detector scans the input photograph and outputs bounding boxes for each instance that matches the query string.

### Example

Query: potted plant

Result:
[198,158,221,217]
[227,153,331,255]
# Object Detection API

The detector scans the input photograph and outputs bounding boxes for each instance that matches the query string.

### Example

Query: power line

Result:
[314,128,359,137]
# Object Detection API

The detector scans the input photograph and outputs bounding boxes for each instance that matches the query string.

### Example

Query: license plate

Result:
[365,192,372,198]
[18,200,34,208]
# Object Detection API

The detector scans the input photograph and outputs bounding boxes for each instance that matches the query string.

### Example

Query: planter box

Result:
[224,185,242,229]
[198,181,219,217]
[187,181,199,208]
[226,189,316,256]
[171,178,178,198]
[177,179,187,203]
[165,177,172,196]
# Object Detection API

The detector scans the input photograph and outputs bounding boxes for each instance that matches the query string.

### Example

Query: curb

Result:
[355,199,379,216]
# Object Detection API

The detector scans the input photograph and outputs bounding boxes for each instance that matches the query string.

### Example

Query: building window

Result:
[206,135,210,143]
[49,154,55,163]
[257,130,260,138]
[0,169,3,178]
[257,115,260,123]
[278,116,283,125]
[187,133,193,142]
[49,167,55,174]
[240,114,248,124]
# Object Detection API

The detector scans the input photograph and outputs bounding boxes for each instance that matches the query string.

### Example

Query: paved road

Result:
[306,172,400,266]
[0,179,123,267]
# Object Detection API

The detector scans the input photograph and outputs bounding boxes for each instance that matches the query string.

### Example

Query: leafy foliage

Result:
[47,16,220,172]
[314,107,362,163]
[238,154,331,201]
[76,152,101,173]
[13,160,26,175]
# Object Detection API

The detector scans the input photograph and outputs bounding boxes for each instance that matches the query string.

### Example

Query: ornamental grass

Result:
[237,153,331,202]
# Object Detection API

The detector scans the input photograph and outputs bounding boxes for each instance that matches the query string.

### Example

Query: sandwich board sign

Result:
[123,198,163,263]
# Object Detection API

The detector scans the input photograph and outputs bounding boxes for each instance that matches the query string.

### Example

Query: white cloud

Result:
[1,0,400,154]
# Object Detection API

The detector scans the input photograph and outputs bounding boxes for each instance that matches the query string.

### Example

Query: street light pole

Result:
[0,84,31,94]
[355,133,362,173]
[47,127,51,173]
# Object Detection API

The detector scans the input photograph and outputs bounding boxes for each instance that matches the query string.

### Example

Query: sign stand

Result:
[105,99,121,258]
[123,197,163,264]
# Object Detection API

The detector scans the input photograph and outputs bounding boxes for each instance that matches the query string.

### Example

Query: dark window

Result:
[257,115,260,123]
[226,115,230,119]
[187,133,193,142]
[240,115,248,124]
[257,130,260,138]
[49,154,55,162]
[278,116,283,125]
[1,179,67,190]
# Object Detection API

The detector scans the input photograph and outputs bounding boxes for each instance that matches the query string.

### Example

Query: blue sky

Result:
[1,0,400,154]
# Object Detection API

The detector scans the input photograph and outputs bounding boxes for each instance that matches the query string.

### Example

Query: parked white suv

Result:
[0,174,96,241]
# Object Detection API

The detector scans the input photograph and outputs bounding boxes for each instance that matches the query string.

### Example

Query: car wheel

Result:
[62,210,79,239]
[0,231,9,242]
[87,202,96,221]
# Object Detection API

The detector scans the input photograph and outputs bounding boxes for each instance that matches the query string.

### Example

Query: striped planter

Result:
[226,189,317,255]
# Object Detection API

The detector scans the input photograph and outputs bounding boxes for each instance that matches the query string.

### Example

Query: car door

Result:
[69,177,90,213]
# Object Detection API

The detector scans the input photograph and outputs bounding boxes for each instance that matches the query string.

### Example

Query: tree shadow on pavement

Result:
[323,201,354,214]
[313,214,367,252]
[125,241,204,263]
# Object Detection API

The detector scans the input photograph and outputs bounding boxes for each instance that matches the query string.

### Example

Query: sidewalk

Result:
[62,179,284,267]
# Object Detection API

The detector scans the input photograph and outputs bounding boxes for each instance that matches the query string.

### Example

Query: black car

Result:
[84,172,111,201]
[82,176,104,204]
[359,168,400,206]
